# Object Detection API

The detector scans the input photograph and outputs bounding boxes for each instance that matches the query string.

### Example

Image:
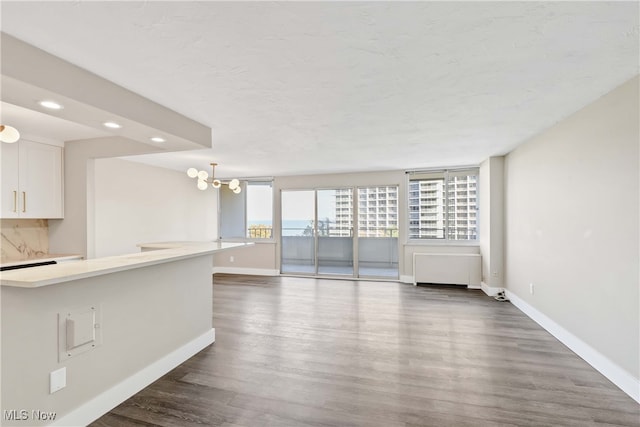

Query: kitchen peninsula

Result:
[1,241,251,427]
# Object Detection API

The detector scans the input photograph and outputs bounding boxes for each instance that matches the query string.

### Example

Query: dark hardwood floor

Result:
[91,274,639,427]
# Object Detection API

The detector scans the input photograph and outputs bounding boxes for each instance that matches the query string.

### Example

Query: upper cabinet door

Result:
[0,140,64,219]
[19,141,64,219]
[0,142,20,218]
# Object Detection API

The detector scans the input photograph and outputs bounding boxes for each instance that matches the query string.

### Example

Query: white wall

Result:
[504,76,639,382]
[49,137,162,258]
[92,158,216,257]
[212,242,277,274]
[479,156,504,289]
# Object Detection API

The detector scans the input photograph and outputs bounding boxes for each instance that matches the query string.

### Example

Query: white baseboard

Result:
[481,281,503,296]
[505,290,640,403]
[400,275,414,284]
[51,329,215,427]
[212,267,279,276]
[467,283,481,290]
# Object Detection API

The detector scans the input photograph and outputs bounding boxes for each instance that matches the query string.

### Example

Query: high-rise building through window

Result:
[408,170,478,241]
[329,172,477,242]
[333,186,399,237]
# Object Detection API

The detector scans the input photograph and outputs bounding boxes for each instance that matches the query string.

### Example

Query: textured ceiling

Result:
[1,1,638,178]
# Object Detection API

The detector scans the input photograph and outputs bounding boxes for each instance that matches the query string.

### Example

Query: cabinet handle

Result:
[22,192,26,213]
[13,190,17,212]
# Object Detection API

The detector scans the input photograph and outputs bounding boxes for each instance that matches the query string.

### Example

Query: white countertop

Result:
[0,241,252,288]
[137,241,215,250]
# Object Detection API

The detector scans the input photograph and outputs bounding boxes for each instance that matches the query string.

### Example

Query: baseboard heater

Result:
[413,253,481,287]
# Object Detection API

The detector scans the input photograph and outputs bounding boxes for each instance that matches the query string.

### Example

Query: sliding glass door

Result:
[317,189,353,276]
[356,186,399,278]
[280,189,354,276]
[280,186,397,279]
[281,190,315,274]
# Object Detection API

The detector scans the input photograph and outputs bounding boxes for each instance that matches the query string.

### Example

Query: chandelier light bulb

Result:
[0,125,20,143]
[187,161,241,195]
[228,178,240,190]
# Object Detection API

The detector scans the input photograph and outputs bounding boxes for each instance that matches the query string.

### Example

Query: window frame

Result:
[218,179,275,242]
[406,168,479,245]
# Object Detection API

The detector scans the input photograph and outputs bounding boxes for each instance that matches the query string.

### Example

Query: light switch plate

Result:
[50,367,66,394]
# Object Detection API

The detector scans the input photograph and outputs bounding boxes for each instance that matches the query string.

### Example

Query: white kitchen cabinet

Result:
[1,141,20,218]
[1,140,63,219]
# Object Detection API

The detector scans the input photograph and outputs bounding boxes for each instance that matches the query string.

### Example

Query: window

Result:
[408,169,478,241]
[220,181,273,239]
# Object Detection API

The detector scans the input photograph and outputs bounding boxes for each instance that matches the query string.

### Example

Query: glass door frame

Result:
[280,187,357,278]
[316,188,355,277]
[355,184,400,280]
[279,185,400,280]
[280,189,317,276]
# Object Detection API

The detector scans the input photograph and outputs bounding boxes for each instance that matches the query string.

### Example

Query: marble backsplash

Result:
[1,219,49,262]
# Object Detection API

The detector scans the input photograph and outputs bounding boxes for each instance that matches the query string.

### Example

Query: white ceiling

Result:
[0,102,108,144]
[1,2,638,178]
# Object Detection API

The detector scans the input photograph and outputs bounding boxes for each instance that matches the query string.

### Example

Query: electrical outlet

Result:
[229,255,234,263]
[529,283,534,295]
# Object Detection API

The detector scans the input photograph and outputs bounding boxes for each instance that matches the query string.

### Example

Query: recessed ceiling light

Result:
[103,121,122,129]
[39,100,63,110]
[150,137,166,143]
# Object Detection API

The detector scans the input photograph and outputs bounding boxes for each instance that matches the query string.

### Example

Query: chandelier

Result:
[187,162,241,193]
[0,125,20,143]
